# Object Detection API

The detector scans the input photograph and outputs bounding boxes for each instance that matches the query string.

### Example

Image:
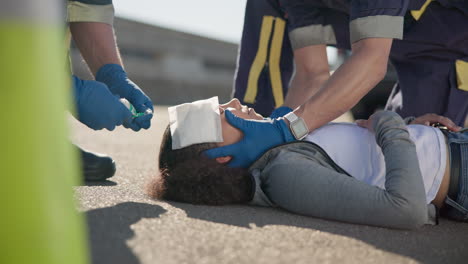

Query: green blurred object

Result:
[0,1,89,264]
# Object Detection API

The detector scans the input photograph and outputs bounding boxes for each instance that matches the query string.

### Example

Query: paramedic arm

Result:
[263,111,429,229]
[70,22,154,130]
[283,45,330,109]
[205,38,392,167]
[69,22,121,75]
[294,38,392,131]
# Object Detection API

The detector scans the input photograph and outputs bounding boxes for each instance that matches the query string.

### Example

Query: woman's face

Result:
[218,99,263,147]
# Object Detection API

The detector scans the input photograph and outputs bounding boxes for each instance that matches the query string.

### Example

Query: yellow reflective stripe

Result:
[269,18,286,107]
[456,59,468,92]
[244,16,274,104]
[411,0,433,21]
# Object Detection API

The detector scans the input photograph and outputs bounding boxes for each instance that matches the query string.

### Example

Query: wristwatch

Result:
[284,112,309,140]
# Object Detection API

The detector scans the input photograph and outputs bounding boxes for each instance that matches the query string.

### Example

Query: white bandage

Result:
[168,97,223,150]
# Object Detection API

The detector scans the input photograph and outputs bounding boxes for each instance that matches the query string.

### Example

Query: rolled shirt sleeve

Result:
[349,0,409,43]
[67,0,114,25]
[281,1,340,50]
[289,18,339,50]
[280,0,409,50]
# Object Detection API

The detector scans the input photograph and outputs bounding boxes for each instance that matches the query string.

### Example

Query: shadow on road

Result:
[86,202,166,264]
[169,202,468,264]
[83,180,118,186]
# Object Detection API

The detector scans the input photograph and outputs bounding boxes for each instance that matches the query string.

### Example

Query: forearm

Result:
[70,22,122,75]
[283,45,329,110]
[294,39,390,131]
[283,71,329,109]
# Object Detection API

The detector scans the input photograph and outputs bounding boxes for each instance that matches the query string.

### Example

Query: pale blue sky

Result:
[113,0,247,44]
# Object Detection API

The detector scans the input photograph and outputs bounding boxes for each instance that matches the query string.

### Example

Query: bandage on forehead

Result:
[168,96,223,150]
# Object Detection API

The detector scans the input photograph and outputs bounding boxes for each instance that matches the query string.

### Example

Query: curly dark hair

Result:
[147,125,253,205]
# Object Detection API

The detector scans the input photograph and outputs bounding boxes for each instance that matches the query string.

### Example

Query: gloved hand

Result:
[96,64,154,130]
[205,110,295,168]
[269,106,293,119]
[72,75,133,131]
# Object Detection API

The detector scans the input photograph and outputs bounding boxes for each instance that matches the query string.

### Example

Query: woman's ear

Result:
[215,156,232,164]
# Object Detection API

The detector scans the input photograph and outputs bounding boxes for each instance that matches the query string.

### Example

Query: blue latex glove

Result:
[72,75,133,131]
[269,106,293,119]
[205,110,295,168]
[96,64,154,130]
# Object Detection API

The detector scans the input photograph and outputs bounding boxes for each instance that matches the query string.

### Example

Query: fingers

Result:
[434,115,461,132]
[418,114,462,132]
[127,90,154,113]
[131,100,153,118]
[105,124,117,131]
[121,107,152,131]
[134,113,153,130]
[104,115,122,131]
[101,100,131,131]
[204,146,230,159]
[414,114,462,131]
[123,120,141,132]
[133,101,149,113]
[204,143,240,159]
[224,110,249,131]
[144,101,154,112]
[270,106,293,119]
[119,104,140,131]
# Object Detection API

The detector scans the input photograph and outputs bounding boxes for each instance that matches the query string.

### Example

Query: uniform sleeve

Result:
[67,0,114,25]
[349,0,409,43]
[260,111,432,229]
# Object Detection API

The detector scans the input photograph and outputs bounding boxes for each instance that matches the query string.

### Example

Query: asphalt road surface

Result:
[72,106,468,264]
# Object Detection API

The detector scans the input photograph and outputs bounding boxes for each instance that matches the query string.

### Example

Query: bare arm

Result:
[70,21,154,131]
[283,45,330,109]
[292,38,392,131]
[70,22,122,76]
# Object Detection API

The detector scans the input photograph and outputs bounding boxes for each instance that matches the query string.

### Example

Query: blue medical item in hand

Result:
[72,75,133,131]
[96,64,154,130]
[205,110,295,168]
[270,106,293,119]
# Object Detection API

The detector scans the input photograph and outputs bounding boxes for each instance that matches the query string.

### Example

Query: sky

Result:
[113,0,247,44]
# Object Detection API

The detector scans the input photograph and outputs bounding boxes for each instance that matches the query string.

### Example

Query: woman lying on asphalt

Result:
[147,98,468,229]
